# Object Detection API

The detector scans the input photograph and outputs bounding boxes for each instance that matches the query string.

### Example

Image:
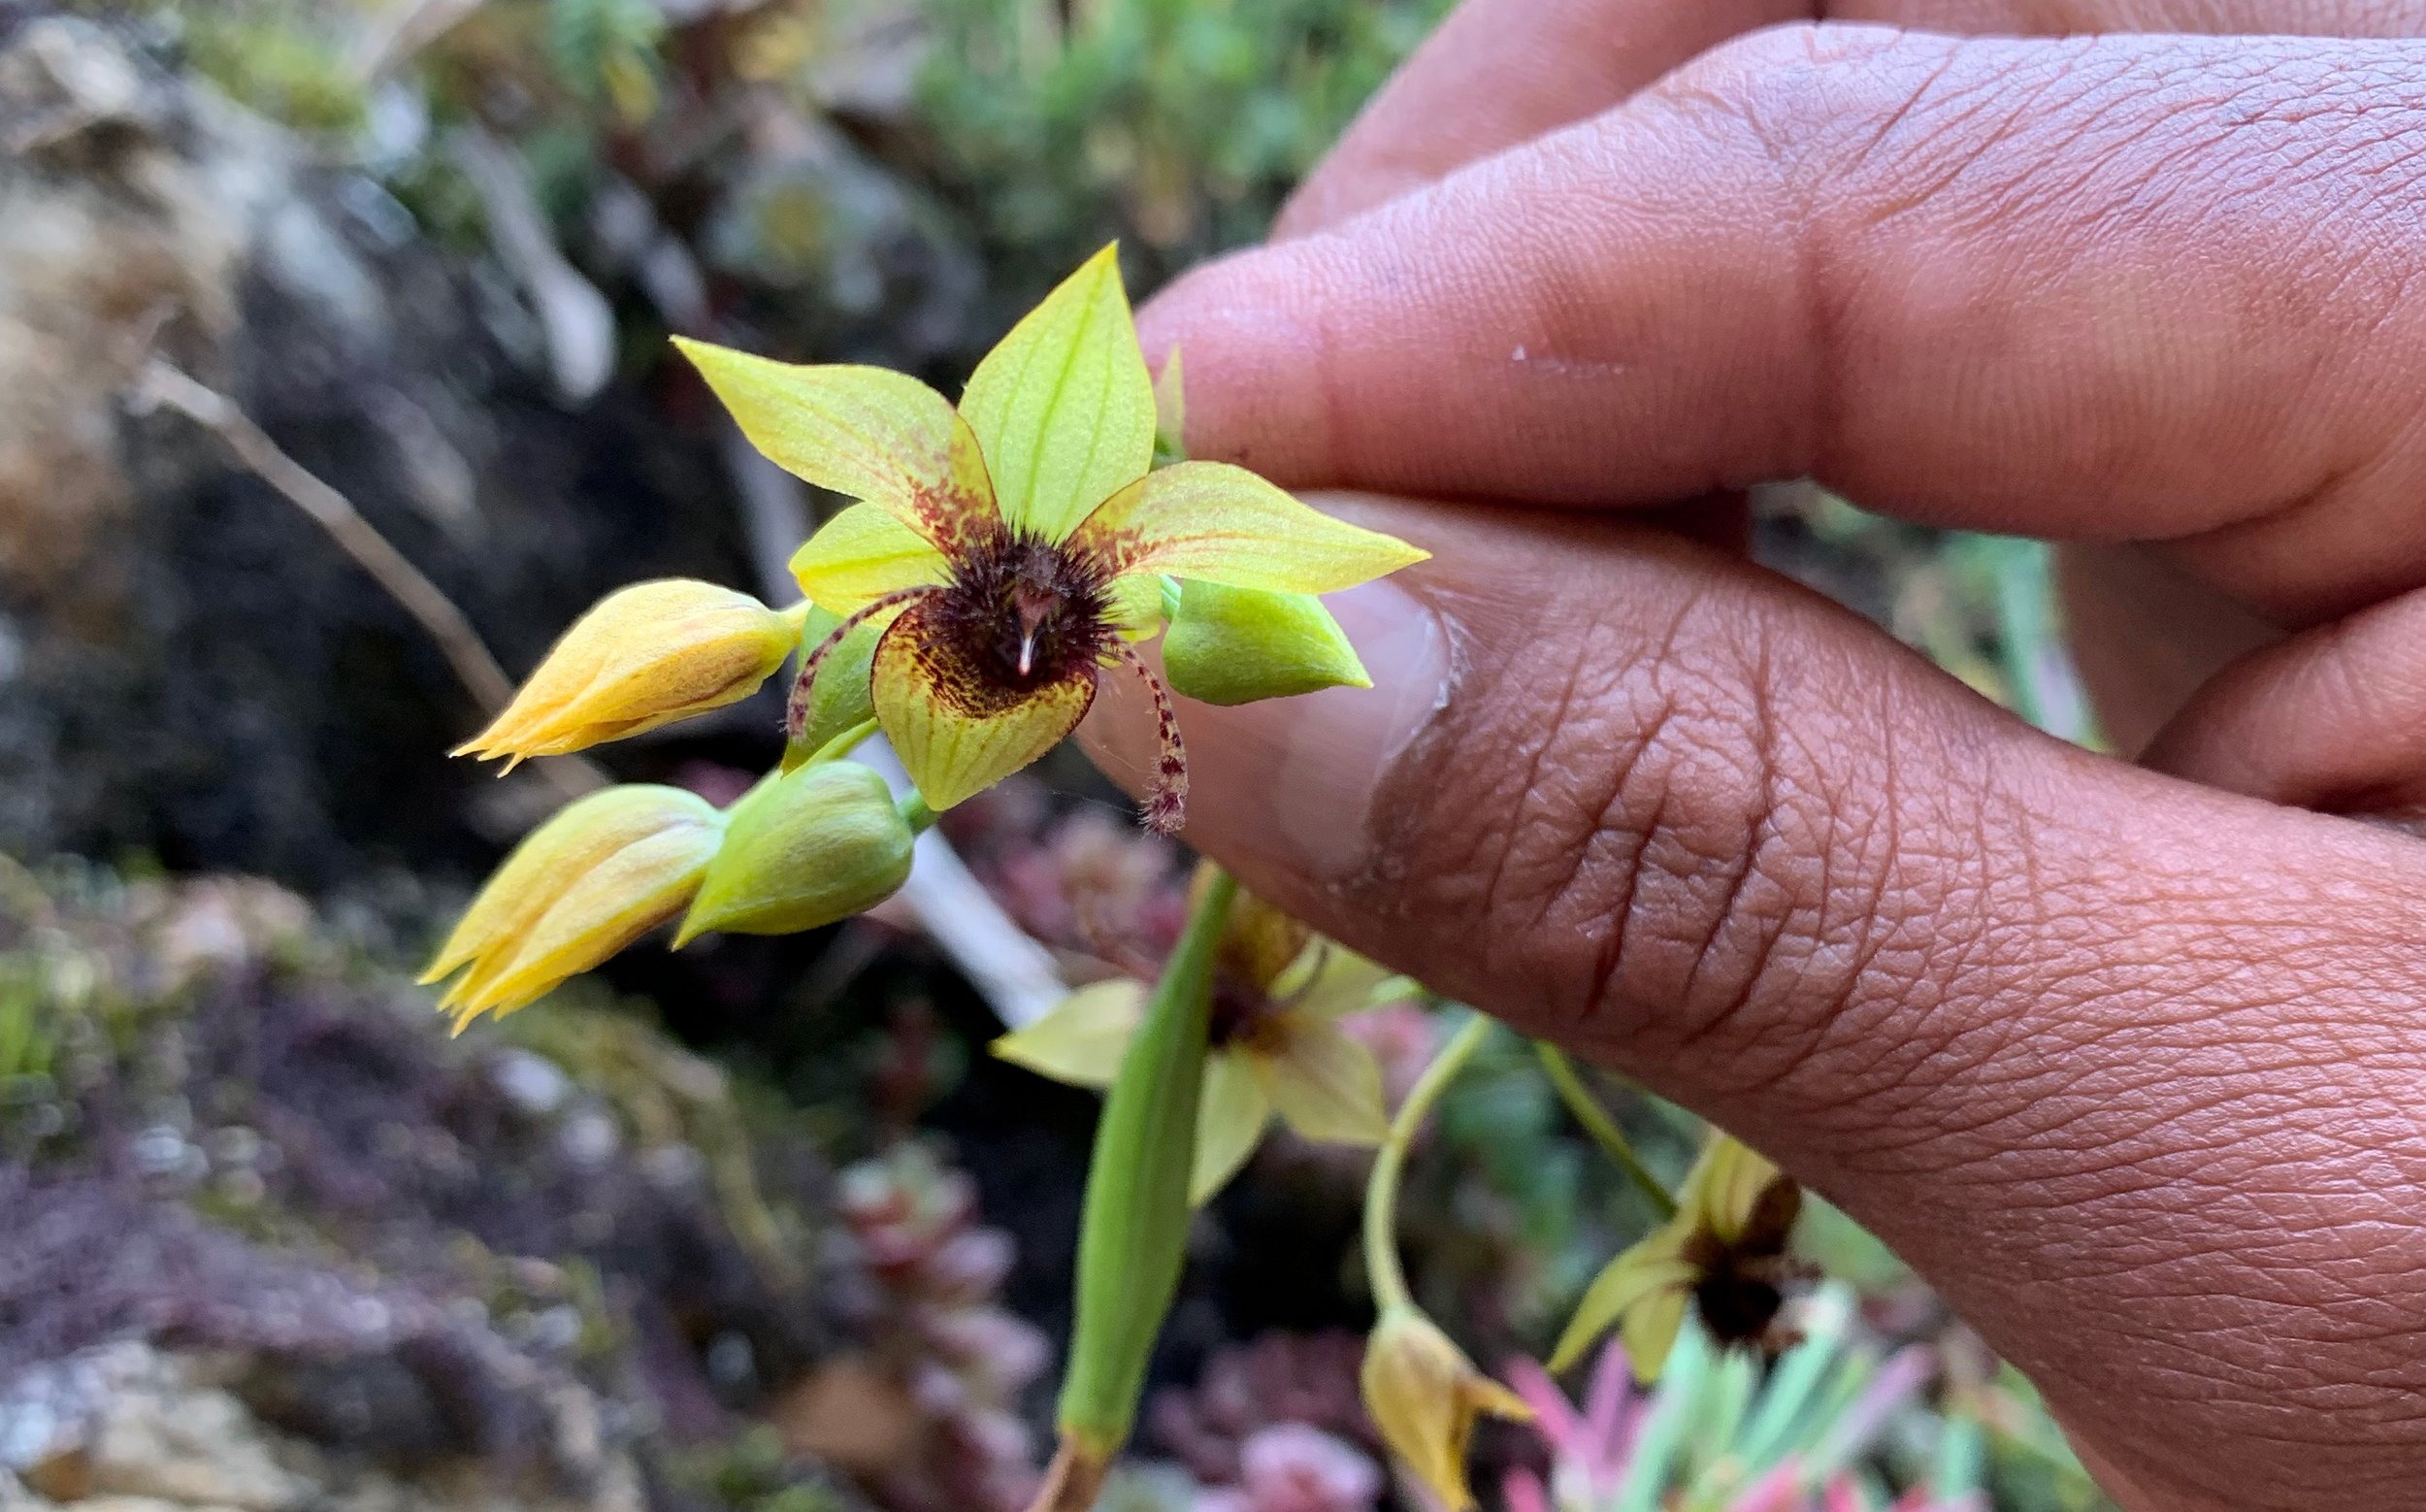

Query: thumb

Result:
[1081,495,2426,1512]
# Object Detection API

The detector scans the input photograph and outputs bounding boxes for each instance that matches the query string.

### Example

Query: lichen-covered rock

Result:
[0,1343,647,1512]
[0,10,757,887]
[0,868,873,1512]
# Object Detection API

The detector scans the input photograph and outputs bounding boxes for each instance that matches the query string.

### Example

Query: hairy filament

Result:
[1114,640,1188,834]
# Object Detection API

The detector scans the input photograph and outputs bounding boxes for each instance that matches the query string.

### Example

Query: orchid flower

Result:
[1552,1134,1807,1381]
[995,887,1410,1203]
[676,245,1426,832]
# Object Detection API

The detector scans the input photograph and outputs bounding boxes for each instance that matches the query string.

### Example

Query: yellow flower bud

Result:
[455,580,805,768]
[675,760,914,943]
[421,784,725,1029]
[1360,1304,1532,1512]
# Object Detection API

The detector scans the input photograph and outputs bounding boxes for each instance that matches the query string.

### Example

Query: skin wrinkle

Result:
[1665,631,1786,1049]
[1580,676,1681,1041]
[1477,595,1600,963]
[1724,669,1951,1111]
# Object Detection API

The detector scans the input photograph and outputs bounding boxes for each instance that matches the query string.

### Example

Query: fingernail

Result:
[1248,575,1454,880]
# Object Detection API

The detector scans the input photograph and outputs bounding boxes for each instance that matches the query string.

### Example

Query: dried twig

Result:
[128,357,602,799]
[451,128,617,406]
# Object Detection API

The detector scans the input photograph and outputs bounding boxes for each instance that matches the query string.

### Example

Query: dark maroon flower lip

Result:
[786,524,1193,832]
[1682,1173,1808,1353]
[934,526,1122,695]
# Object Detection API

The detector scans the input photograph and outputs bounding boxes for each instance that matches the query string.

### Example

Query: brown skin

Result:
[1076,6,2426,1510]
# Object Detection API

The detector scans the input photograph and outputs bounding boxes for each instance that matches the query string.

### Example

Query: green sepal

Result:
[1151,345,1186,468]
[675,761,913,942]
[958,243,1155,542]
[1162,580,1372,707]
[783,605,883,768]
[1057,868,1238,1452]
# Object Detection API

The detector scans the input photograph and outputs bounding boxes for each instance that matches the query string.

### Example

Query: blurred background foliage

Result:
[0,1,2105,1509]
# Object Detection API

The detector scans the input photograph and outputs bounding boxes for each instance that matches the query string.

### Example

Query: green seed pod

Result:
[1162,580,1371,707]
[676,761,913,942]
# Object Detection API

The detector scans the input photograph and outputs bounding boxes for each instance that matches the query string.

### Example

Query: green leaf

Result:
[959,244,1156,542]
[1058,869,1237,1454]
[1162,580,1371,706]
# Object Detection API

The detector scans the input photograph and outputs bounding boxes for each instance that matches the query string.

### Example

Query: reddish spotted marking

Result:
[1115,640,1187,834]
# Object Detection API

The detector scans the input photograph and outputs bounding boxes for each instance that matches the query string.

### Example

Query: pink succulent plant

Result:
[1195,1425,1384,1512]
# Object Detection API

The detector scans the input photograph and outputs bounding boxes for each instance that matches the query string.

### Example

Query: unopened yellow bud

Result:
[675,761,913,943]
[422,784,724,1028]
[1360,1304,1532,1512]
[455,580,804,768]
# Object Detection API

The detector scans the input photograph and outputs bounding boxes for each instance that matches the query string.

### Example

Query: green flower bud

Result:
[676,761,913,943]
[1162,580,1372,707]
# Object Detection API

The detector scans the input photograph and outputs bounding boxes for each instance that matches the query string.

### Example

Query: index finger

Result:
[1145,25,2426,621]
[1274,0,1793,237]
[1277,0,2421,237]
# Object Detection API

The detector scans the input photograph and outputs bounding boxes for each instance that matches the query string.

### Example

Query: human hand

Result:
[1081,7,2426,1509]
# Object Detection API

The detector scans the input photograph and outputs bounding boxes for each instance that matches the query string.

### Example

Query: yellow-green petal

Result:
[1361,1305,1533,1512]
[788,502,952,613]
[1274,943,1409,1022]
[421,785,718,983]
[1255,1013,1389,1147]
[1162,580,1370,707]
[1189,1049,1271,1206]
[446,820,721,1023]
[1689,1134,1784,1245]
[993,979,1148,1089]
[1548,1229,1696,1373]
[1106,572,1166,641]
[958,244,1156,542]
[869,597,1096,812]
[456,580,799,766]
[1622,1287,1692,1385]
[674,338,996,549]
[1074,462,1427,594]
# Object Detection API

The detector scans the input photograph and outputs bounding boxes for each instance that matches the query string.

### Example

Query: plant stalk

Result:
[1363,1012,1495,1312]
[1534,1043,1679,1220]
[1052,864,1238,1464]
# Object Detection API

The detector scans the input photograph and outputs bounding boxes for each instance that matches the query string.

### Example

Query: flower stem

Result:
[1534,1043,1679,1221]
[1363,1012,1495,1313]
[897,791,937,834]
[801,715,879,768]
